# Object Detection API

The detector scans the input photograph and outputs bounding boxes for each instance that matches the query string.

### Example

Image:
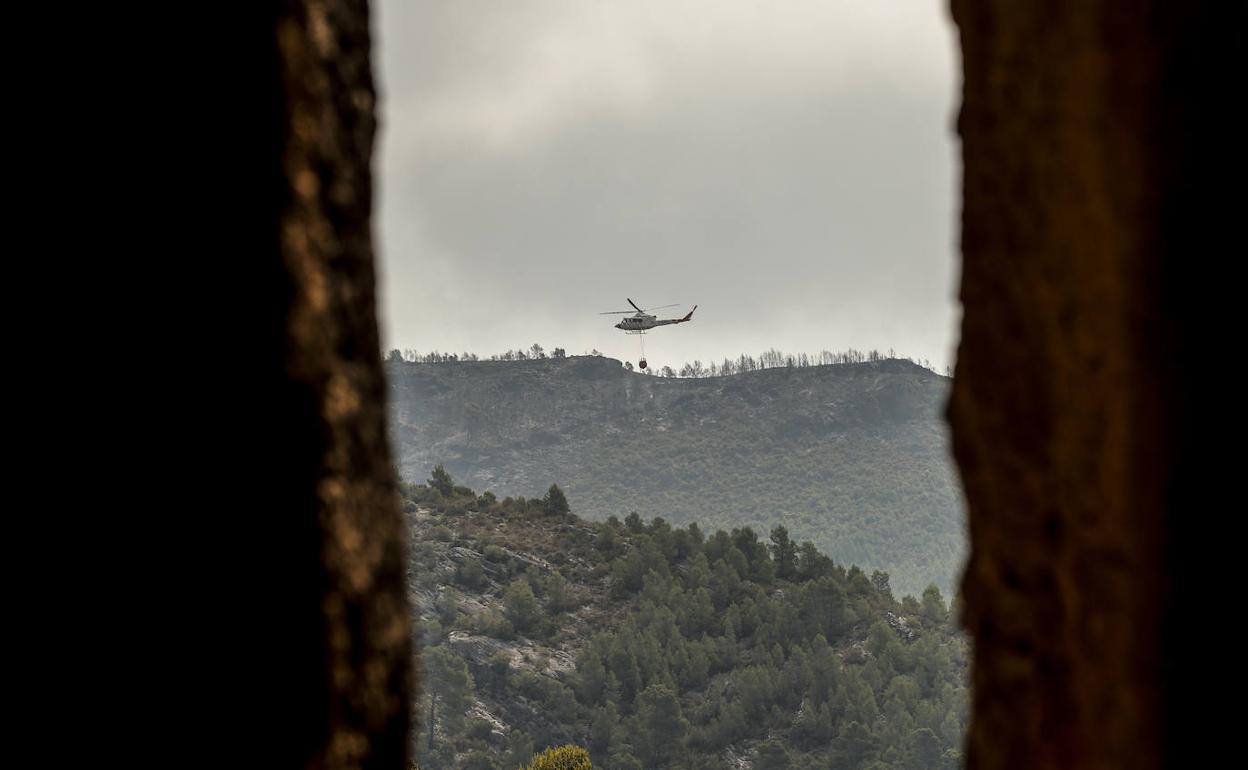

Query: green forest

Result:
[407,468,968,770]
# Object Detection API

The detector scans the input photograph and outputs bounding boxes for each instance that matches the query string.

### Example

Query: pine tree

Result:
[423,646,474,753]
[753,739,793,770]
[770,525,798,580]
[576,650,608,704]
[429,464,455,496]
[588,702,618,758]
[503,578,540,634]
[636,684,687,768]
[904,727,943,770]
[921,584,949,628]
[545,571,577,613]
[544,484,571,516]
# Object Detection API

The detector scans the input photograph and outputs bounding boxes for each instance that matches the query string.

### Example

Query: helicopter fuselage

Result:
[615,314,657,332]
[614,306,696,333]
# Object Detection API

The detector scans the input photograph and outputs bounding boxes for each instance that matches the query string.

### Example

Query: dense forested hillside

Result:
[388,355,963,596]
[407,474,968,770]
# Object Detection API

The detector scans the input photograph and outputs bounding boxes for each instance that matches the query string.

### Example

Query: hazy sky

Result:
[373,0,960,371]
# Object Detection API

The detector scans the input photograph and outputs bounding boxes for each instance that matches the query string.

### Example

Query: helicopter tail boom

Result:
[648,305,697,328]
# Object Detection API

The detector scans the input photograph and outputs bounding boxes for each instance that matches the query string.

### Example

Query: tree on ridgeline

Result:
[429,464,454,497]
[543,484,570,517]
[921,584,949,629]
[871,570,894,602]
[770,525,798,580]
[394,345,944,375]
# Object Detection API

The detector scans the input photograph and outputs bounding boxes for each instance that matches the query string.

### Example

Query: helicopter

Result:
[600,299,697,369]
[601,298,697,333]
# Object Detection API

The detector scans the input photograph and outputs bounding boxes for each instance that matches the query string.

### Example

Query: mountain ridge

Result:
[387,355,964,595]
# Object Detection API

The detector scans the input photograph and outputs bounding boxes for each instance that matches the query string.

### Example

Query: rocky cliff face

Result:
[388,356,962,596]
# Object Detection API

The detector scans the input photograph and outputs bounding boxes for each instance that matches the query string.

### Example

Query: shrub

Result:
[456,558,488,590]
[463,717,495,742]
[468,609,515,640]
[503,578,539,633]
[521,745,592,770]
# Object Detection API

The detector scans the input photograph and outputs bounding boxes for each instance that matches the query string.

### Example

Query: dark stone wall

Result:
[949,2,1231,768]
[256,2,410,768]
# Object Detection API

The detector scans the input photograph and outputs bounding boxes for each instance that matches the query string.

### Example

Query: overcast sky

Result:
[373,0,960,371]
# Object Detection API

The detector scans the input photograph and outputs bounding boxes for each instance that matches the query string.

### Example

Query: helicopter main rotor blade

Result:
[599,311,635,315]
[627,298,643,313]
[646,304,681,311]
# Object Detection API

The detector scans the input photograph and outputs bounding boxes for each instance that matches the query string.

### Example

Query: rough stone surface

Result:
[949,2,1227,768]
[269,1,410,768]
